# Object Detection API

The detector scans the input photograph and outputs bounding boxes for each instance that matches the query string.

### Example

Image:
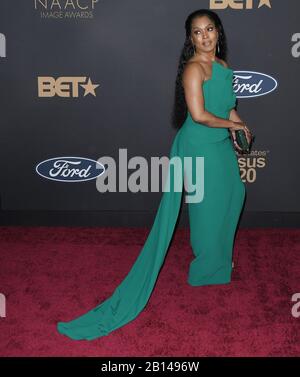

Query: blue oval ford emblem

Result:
[36,157,105,182]
[233,71,278,98]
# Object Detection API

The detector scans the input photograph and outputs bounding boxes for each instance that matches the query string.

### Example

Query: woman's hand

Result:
[229,129,243,152]
[229,121,252,145]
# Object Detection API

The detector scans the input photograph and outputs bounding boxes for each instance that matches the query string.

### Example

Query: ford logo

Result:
[233,71,278,98]
[36,157,105,182]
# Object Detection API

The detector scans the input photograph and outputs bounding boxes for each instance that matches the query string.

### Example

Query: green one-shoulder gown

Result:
[57,61,246,340]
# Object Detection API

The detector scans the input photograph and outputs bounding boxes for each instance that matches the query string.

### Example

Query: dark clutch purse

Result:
[234,129,254,154]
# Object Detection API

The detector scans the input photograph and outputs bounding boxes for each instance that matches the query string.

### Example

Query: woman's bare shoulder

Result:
[182,60,205,83]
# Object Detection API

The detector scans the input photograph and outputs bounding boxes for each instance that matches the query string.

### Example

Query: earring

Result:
[217,40,220,54]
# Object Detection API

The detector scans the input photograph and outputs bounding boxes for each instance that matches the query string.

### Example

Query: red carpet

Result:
[0,226,299,356]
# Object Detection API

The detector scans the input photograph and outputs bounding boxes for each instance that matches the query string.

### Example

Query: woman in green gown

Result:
[57,9,252,340]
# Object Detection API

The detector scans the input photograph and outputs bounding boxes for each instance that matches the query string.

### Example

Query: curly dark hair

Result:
[171,9,228,129]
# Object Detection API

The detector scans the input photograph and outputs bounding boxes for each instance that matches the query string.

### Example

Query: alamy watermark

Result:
[95,149,205,204]
[291,293,300,318]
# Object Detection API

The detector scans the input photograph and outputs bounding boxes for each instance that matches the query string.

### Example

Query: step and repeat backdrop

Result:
[0,0,299,226]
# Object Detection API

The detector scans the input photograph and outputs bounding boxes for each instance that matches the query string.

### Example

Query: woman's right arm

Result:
[182,63,245,131]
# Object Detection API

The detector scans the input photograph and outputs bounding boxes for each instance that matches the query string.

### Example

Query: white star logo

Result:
[80,78,99,97]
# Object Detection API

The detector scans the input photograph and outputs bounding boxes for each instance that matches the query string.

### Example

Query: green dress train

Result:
[57,60,246,340]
